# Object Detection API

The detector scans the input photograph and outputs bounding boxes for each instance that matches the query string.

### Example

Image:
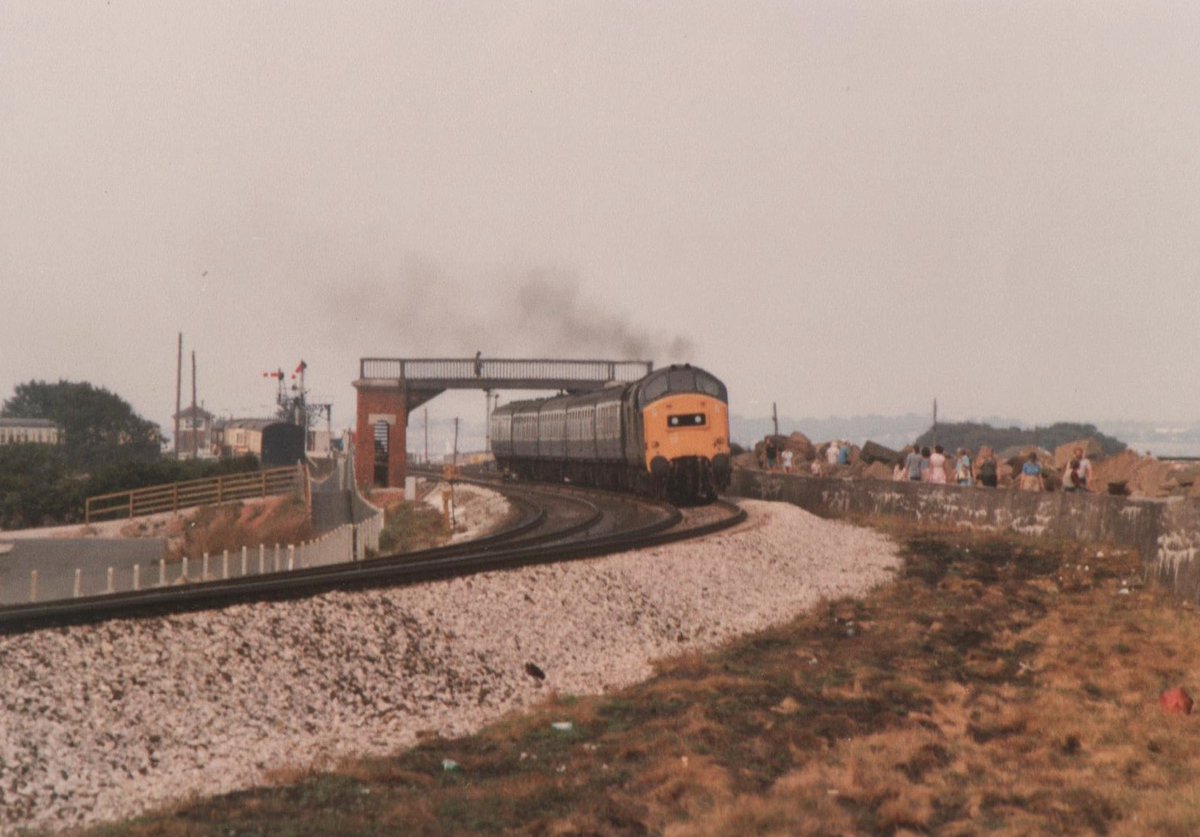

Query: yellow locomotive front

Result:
[633,365,731,502]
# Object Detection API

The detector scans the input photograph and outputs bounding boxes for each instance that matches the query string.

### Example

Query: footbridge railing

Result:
[85,466,304,523]
[359,357,652,389]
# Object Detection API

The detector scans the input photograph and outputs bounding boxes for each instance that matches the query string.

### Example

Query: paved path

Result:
[310,456,355,534]
[0,456,362,605]
[0,539,167,605]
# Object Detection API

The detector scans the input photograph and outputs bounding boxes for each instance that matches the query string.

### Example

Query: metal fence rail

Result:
[359,357,652,383]
[85,466,303,523]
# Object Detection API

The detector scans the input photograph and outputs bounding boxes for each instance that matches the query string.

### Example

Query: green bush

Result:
[0,445,82,529]
[377,502,450,554]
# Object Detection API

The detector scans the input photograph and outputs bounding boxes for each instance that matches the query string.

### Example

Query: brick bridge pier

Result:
[353,357,652,490]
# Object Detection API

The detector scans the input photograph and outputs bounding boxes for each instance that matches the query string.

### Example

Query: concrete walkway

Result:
[0,538,167,606]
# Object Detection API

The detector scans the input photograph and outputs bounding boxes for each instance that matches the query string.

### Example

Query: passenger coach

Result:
[490,364,731,503]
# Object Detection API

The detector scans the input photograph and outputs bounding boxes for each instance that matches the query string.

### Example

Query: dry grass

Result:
[76,523,1200,836]
[374,498,450,555]
[166,494,312,563]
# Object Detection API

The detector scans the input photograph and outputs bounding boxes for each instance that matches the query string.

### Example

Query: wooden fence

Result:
[85,466,304,523]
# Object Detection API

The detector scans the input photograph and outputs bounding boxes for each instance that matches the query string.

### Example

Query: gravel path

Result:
[0,498,900,834]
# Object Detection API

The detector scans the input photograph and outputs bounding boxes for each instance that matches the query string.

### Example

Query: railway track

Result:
[0,480,745,635]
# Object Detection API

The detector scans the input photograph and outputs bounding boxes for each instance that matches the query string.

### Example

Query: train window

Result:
[668,369,694,392]
[641,375,669,404]
[695,372,727,401]
[668,413,706,428]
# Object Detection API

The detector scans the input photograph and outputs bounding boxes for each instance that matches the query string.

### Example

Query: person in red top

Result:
[1063,458,1082,492]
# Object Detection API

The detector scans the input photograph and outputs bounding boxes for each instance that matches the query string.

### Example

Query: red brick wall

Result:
[354,382,408,489]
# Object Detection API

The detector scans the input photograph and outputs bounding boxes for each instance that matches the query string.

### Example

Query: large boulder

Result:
[1170,464,1200,488]
[860,441,901,466]
[1091,450,1141,495]
[863,461,894,481]
[784,432,816,462]
[732,451,758,471]
[1086,450,1176,498]
[1131,457,1175,498]
[1002,445,1054,475]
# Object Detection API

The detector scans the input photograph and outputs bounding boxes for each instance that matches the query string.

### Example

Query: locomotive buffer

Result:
[354,357,652,490]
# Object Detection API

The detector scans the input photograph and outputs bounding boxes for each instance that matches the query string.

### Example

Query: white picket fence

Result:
[22,507,386,604]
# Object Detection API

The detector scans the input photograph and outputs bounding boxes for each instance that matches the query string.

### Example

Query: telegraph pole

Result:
[191,350,198,459]
[772,402,779,437]
[484,389,492,453]
[174,333,182,460]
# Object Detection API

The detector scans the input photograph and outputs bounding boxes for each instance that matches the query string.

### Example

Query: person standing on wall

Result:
[905,443,924,482]
[955,448,973,486]
[1063,458,1082,492]
[1074,446,1094,492]
[928,445,948,484]
[1019,452,1044,492]
[765,437,778,470]
[978,450,998,488]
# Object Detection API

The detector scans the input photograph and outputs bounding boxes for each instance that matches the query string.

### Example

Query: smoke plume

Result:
[327,260,696,365]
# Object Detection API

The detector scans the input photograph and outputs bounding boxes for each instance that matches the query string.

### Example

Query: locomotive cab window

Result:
[639,366,728,407]
[668,413,707,428]
[640,375,669,405]
[695,372,727,401]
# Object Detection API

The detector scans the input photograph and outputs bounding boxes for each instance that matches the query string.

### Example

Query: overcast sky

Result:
[3,1,1199,437]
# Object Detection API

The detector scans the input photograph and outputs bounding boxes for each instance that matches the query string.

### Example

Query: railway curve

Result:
[0,480,744,635]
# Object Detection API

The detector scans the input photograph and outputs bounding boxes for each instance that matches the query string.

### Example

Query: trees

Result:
[916,422,1127,456]
[0,444,80,529]
[0,381,270,530]
[2,380,161,473]
[82,454,261,500]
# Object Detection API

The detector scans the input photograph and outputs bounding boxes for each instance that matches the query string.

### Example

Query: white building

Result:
[0,418,62,445]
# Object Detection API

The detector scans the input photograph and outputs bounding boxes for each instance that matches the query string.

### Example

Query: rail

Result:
[1,483,745,631]
[359,357,652,383]
[85,466,304,523]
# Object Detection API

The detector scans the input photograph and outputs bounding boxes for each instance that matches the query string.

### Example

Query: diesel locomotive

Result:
[489,364,731,503]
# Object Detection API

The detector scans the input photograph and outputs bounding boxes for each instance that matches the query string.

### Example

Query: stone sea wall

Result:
[731,469,1200,597]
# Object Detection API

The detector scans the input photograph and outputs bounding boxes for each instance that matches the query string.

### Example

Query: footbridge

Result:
[354,357,652,489]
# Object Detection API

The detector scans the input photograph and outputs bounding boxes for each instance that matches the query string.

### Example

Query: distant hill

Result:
[733,414,1143,457]
[731,414,932,452]
[916,422,1126,455]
